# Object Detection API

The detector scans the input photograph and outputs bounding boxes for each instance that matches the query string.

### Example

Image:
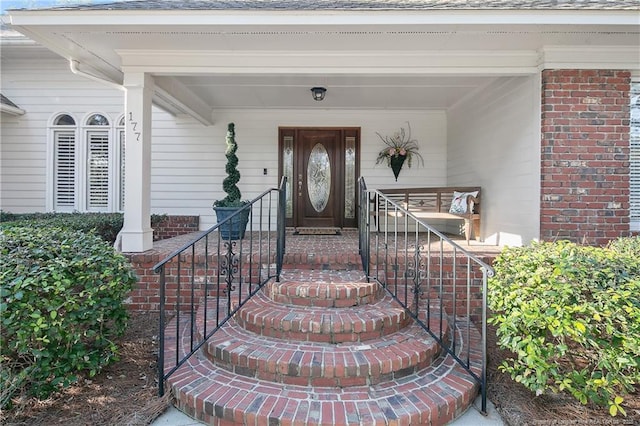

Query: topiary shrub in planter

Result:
[0,226,137,407]
[212,122,250,240]
[488,238,640,417]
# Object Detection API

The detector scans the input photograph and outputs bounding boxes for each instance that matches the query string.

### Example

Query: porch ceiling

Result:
[5,8,639,117]
[160,73,498,110]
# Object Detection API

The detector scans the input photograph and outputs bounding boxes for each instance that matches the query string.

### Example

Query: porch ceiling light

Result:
[311,87,327,101]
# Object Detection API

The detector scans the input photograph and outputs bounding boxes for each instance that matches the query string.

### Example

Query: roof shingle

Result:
[29,0,640,11]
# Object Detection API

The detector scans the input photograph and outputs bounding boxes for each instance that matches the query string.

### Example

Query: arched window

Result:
[87,113,109,126]
[54,114,76,126]
[85,114,110,211]
[48,112,125,213]
[51,114,77,210]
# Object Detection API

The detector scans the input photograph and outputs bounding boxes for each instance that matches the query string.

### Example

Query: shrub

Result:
[607,236,640,266]
[1,212,123,243]
[488,238,640,416]
[0,211,168,244]
[0,226,137,406]
[213,122,244,208]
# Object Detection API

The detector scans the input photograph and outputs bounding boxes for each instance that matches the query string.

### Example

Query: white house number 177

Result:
[128,112,141,142]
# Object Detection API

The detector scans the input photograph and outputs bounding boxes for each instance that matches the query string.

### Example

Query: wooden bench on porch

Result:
[374,186,481,244]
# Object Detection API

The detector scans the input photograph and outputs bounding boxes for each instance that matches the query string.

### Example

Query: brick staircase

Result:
[163,263,482,425]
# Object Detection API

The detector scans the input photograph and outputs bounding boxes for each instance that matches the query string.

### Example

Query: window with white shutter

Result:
[51,114,77,211]
[630,81,640,231]
[87,130,110,210]
[49,112,124,213]
[53,130,76,210]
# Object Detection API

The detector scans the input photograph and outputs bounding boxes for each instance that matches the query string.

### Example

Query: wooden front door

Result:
[279,127,360,229]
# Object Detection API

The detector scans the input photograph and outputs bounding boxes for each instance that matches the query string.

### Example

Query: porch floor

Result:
[148,228,503,262]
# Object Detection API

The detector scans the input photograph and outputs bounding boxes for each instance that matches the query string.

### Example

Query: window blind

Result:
[87,131,109,210]
[54,131,76,209]
[119,129,125,211]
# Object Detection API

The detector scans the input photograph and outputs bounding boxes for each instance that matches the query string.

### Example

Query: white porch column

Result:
[121,73,154,252]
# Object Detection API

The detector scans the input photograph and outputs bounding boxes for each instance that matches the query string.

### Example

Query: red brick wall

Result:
[540,69,631,246]
[124,215,198,311]
[153,215,199,241]
[371,253,494,324]
[126,252,251,312]
[126,252,164,312]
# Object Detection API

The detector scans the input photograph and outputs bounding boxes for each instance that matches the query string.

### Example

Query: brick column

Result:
[540,69,631,246]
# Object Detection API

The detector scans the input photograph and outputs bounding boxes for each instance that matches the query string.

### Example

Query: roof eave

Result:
[6,9,640,28]
[1,103,26,116]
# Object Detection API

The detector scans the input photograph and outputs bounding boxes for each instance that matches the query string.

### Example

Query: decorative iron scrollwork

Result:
[412,244,424,314]
[219,241,238,292]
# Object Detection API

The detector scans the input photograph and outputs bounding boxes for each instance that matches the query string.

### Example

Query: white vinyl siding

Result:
[630,81,640,231]
[447,76,541,246]
[53,130,76,210]
[86,130,110,210]
[148,108,447,230]
[0,55,124,214]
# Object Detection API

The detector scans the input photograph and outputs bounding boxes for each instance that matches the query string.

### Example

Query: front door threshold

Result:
[293,227,342,235]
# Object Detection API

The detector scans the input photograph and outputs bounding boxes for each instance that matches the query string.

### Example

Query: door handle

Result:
[298,174,303,196]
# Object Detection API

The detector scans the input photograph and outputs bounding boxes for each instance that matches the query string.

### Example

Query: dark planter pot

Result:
[213,206,250,240]
[390,154,407,181]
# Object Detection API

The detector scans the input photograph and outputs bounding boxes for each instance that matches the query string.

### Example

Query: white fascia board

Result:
[7,9,640,28]
[542,46,640,70]
[118,49,541,75]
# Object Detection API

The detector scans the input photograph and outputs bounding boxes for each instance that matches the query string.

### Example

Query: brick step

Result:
[233,291,412,343]
[201,317,447,387]
[265,278,382,307]
[280,251,363,270]
[277,269,367,283]
[167,316,482,426]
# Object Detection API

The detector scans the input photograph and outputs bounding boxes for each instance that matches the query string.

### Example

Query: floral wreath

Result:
[375,122,424,168]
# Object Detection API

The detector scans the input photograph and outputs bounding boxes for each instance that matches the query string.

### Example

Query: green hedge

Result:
[488,237,640,416]
[0,212,167,244]
[0,226,137,406]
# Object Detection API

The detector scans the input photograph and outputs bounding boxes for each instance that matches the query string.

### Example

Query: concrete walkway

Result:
[151,395,504,426]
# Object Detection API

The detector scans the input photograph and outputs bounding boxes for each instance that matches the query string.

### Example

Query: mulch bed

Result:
[486,324,640,426]
[2,315,638,425]
[1,312,171,426]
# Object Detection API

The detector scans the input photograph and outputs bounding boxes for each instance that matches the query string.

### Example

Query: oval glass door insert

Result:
[307,143,331,212]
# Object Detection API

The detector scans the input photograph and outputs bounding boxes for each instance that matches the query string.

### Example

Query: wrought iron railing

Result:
[153,177,287,396]
[358,177,494,413]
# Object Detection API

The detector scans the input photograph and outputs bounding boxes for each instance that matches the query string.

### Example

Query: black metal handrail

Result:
[153,177,287,396]
[358,177,494,413]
